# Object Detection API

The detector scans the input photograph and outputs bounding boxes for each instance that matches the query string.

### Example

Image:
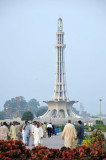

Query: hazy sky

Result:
[0,0,106,115]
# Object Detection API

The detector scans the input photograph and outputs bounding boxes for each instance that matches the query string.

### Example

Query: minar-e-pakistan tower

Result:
[42,18,81,119]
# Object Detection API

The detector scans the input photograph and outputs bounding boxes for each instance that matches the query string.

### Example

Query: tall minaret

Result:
[41,18,81,119]
[52,18,68,101]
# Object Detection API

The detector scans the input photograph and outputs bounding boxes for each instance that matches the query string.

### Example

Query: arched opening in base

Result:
[67,109,71,117]
[58,109,65,118]
[50,109,57,118]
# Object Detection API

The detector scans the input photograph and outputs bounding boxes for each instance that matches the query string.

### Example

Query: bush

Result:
[96,120,104,125]
[82,140,90,146]
[84,133,90,140]
[91,120,106,131]
[84,123,91,132]
[21,111,34,121]
[0,140,31,160]
[75,140,90,147]
[0,140,106,160]
[102,139,106,153]
[90,130,105,145]
[93,126,105,131]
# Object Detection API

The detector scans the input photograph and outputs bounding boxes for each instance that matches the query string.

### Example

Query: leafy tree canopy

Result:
[21,111,34,121]
[4,96,28,118]
[36,106,48,117]
[0,111,5,120]
[28,99,39,114]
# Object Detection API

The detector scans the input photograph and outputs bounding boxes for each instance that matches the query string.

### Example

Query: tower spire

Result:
[52,18,68,101]
[58,18,63,32]
[41,18,81,119]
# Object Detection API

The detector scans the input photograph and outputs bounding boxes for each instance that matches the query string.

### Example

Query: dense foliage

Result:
[1,96,47,119]
[0,111,5,120]
[0,140,106,160]
[27,99,39,114]
[21,111,34,121]
[90,130,105,144]
[4,96,28,118]
[83,121,106,132]
[91,120,106,131]
[0,140,31,160]
[36,106,48,117]
[102,139,106,153]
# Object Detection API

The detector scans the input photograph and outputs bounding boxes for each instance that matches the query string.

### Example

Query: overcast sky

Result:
[0,0,106,115]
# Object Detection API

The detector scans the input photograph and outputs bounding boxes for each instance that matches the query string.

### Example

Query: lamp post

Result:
[99,99,102,121]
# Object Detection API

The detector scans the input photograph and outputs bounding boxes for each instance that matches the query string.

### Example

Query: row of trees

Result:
[0,96,80,120]
[0,96,48,120]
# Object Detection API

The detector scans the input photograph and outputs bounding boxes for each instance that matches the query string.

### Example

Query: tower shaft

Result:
[41,18,81,119]
[52,18,68,101]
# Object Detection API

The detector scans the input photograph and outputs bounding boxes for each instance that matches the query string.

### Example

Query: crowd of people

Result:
[0,120,84,148]
[0,121,55,147]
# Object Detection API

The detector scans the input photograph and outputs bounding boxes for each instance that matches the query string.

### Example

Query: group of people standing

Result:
[22,121,43,146]
[0,121,53,147]
[22,121,54,146]
[0,121,21,141]
[0,119,84,149]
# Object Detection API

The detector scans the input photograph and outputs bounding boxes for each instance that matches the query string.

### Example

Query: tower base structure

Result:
[40,101,82,119]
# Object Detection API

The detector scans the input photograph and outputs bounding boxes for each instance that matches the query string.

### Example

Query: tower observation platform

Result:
[41,18,81,119]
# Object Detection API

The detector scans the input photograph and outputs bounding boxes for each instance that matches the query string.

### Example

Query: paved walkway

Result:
[27,134,64,150]
[27,132,106,150]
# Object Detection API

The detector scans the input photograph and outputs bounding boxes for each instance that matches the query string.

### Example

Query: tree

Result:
[21,111,34,121]
[28,99,40,114]
[0,111,5,120]
[4,96,28,118]
[36,106,48,117]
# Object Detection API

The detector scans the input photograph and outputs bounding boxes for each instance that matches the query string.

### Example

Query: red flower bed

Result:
[0,140,106,160]
[0,140,31,160]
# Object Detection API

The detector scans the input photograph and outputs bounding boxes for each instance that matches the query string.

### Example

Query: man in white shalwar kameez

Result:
[16,122,21,140]
[10,121,16,140]
[62,120,76,148]
[29,122,34,146]
[32,121,37,131]
[22,121,30,146]
[33,122,43,147]
[0,122,10,140]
